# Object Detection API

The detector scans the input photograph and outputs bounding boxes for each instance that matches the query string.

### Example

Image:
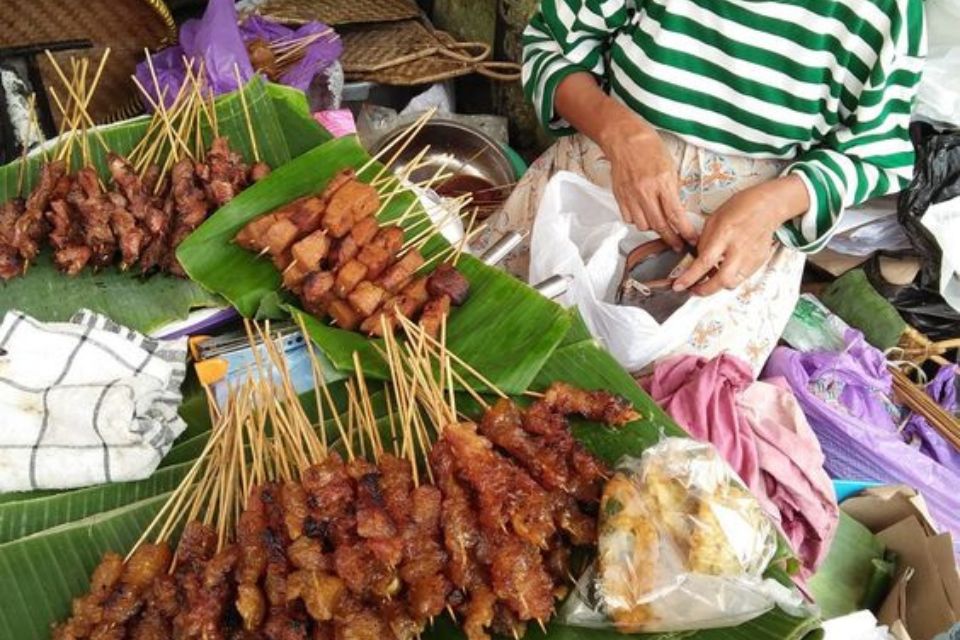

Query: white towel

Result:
[0,309,188,492]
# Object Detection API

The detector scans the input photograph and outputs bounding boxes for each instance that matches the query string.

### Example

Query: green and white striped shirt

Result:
[523,0,926,251]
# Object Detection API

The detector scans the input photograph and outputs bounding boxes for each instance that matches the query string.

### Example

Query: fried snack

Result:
[588,438,778,633]
[597,472,658,633]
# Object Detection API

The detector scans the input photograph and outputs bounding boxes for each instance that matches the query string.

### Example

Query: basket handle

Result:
[474,60,522,81]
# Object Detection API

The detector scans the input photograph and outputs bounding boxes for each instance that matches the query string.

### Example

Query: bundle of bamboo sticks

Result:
[890,365,960,451]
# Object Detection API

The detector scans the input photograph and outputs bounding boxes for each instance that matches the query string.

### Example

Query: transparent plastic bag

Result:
[560,437,803,633]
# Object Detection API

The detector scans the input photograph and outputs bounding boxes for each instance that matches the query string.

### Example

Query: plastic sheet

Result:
[916,0,960,126]
[135,0,253,109]
[560,438,804,633]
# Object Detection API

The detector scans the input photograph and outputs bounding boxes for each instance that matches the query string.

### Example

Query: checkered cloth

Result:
[0,310,188,492]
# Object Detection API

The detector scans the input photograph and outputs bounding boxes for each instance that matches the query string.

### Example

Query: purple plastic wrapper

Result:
[135,0,252,110]
[903,364,960,470]
[240,16,341,92]
[762,330,960,556]
[180,0,253,93]
[134,0,339,109]
[134,45,189,110]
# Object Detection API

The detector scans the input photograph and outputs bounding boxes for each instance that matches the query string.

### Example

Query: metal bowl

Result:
[371,119,516,214]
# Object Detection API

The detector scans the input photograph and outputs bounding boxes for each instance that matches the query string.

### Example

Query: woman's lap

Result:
[476,132,805,375]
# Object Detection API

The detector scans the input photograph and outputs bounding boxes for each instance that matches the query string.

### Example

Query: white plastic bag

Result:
[529,172,807,373]
[920,196,960,312]
[559,438,805,633]
[528,172,727,371]
[915,0,960,126]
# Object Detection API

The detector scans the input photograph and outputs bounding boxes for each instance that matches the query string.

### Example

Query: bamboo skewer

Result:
[44,49,112,155]
[890,366,960,450]
[135,54,192,161]
[359,107,437,178]
[233,64,261,164]
[416,222,487,274]
[395,314,508,399]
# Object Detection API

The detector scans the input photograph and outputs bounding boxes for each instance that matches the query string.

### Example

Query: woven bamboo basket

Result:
[338,19,521,86]
[0,0,175,128]
[255,0,421,26]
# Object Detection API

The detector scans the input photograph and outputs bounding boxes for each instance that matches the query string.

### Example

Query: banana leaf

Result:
[176,134,572,394]
[0,253,223,331]
[424,610,824,640]
[0,494,168,640]
[0,462,189,544]
[0,79,330,333]
[809,514,889,619]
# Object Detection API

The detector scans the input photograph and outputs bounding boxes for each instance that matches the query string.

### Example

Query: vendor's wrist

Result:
[764,176,809,224]
[596,103,654,153]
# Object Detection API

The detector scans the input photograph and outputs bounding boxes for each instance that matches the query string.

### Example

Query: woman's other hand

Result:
[598,114,696,251]
[672,175,810,295]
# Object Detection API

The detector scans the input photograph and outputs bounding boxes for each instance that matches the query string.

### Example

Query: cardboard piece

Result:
[842,486,937,534]
[842,486,960,640]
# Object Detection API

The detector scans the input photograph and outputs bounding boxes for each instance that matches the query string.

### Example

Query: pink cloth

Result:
[645,354,839,575]
[314,109,356,138]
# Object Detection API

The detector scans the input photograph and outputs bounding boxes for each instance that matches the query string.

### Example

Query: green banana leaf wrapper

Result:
[0,83,882,639]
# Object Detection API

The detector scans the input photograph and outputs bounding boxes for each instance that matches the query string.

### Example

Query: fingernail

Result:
[672,282,684,291]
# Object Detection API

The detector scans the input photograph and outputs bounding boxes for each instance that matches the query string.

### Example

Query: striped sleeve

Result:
[521,0,633,133]
[777,0,926,253]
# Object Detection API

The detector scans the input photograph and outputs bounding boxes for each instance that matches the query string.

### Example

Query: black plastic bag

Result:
[883,123,960,339]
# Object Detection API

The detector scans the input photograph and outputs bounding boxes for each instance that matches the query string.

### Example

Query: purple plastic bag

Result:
[134,0,339,110]
[762,330,960,555]
[180,0,253,94]
[133,45,189,110]
[240,16,341,92]
[903,364,960,470]
[135,0,252,110]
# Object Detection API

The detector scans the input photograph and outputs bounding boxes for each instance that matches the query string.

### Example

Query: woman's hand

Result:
[598,113,696,251]
[553,73,695,250]
[672,175,809,295]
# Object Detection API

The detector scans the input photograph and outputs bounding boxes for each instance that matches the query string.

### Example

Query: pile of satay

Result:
[0,50,269,281]
[0,139,267,280]
[236,168,471,338]
[54,382,637,640]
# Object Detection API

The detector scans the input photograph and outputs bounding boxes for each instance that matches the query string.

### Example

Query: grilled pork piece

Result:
[427,263,471,305]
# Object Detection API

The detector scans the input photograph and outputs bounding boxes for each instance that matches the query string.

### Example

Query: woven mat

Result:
[340,19,520,86]
[256,0,420,26]
[0,0,174,126]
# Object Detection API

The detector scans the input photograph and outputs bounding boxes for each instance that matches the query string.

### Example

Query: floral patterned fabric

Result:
[476,132,806,375]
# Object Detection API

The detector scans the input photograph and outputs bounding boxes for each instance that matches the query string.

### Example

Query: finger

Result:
[626,197,652,232]
[673,243,723,291]
[692,253,747,296]
[659,185,697,244]
[614,188,650,231]
[639,191,683,251]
